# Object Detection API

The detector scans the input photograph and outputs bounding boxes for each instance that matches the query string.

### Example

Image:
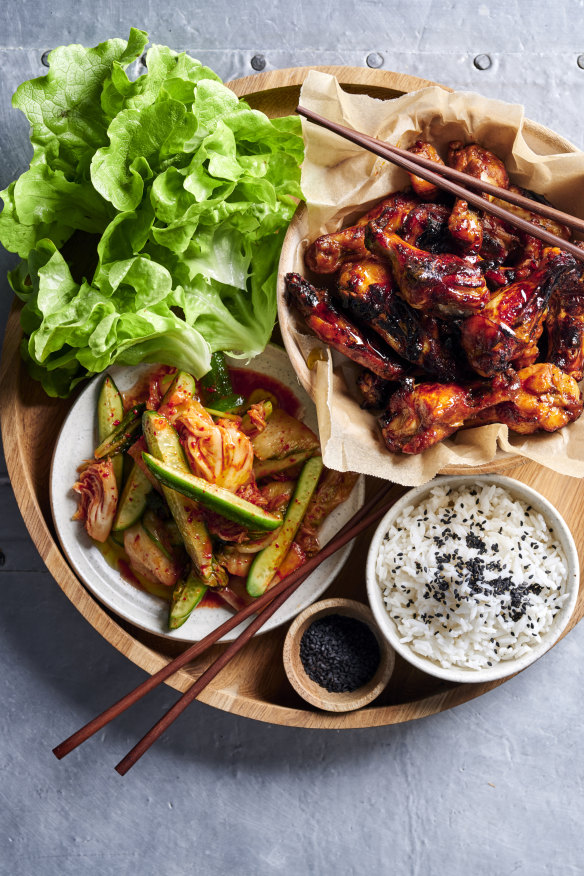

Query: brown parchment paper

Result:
[278,69,584,486]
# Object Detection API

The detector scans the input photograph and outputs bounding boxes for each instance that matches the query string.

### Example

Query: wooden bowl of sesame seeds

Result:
[283,599,395,712]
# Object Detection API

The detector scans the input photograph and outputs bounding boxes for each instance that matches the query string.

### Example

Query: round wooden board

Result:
[1,66,583,730]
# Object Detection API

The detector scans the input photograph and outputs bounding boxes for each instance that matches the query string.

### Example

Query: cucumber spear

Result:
[246,456,323,597]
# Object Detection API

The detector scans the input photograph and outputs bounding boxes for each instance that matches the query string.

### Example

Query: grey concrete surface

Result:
[2,2,584,874]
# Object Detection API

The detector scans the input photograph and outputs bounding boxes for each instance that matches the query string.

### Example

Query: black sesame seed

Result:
[299,615,380,693]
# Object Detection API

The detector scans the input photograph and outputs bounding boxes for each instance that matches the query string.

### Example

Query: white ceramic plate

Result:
[50,344,364,643]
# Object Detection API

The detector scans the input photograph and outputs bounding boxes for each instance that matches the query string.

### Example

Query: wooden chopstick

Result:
[296,105,584,264]
[113,481,401,775]
[356,129,584,237]
[114,565,313,775]
[53,480,398,763]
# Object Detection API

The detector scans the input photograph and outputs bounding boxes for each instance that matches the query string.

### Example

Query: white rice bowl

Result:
[366,475,579,683]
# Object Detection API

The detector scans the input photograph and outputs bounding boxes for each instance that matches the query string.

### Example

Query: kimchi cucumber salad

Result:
[72,356,359,630]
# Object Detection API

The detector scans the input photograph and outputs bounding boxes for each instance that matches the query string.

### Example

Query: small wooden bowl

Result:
[283,598,395,712]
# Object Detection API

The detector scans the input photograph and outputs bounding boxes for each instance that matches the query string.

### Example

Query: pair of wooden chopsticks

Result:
[53,480,400,774]
[296,105,584,264]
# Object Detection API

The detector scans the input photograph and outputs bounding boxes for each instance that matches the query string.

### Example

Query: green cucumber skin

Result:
[246,456,323,597]
[142,411,191,473]
[199,353,245,411]
[94,403,145,459]
[97,375,124,442]
[202,394,245,413]
[108,530,125,548]
[112,463,152,531]
[253,449,314,481]
[97,375,124,487]
[142,452,281,532]
[162,488,213,579]
[142,521,173,561]
[142,412,214,580]
[159,371,196,412]
[169,572,208,630]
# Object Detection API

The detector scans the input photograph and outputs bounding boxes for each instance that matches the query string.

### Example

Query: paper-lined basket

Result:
[277,70,584,487]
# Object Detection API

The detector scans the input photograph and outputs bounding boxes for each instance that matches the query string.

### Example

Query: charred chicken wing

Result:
[290,133,582,458]
[336,258,459,379]
[469,363,583,433]
[546,257,584,382]
[447,199,483,256]
[400,202,451,252]
[285,272,409,380]
[447,141,510,190]
[304,192,419,274]
[461,248,575,377]
[379,370,520,454]
[356,370,394,408]
[406,140,445,200]
[489,186,571,279]
[479,213,521,265]
[365,220,489,317]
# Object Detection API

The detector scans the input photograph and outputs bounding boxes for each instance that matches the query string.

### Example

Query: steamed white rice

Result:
[376,483,569,670]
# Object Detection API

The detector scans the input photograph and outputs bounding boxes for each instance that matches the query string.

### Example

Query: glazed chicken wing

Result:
[400,202,451,252]
[406,140,445,200]
[546,256,584,382]
[446,141,511,261]
[488,185,572,278]
[353,191,420,229]
[490,185,571,243]
[447,141,510,190]
[447,199,483,256]
[304,192,419,274]
[336,257,395,319]
[379,370,520,454]
[468,363,583,433]
[289,130,581,458]
[446,143,565,276]
[285,272,408,381]
[479,213,521,265]
[365,220,489,318]
[461,248,575,377]
[336,258,459,380]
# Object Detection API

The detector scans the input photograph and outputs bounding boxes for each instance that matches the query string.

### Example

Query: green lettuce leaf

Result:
[0,30,303,396]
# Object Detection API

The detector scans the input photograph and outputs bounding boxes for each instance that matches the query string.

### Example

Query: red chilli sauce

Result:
[229,368,303,418]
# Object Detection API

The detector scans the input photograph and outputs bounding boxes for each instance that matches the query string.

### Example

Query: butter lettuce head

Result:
[0,29,303,396]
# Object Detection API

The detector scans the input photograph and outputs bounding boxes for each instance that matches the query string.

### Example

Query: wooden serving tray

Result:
[2,67,584,729]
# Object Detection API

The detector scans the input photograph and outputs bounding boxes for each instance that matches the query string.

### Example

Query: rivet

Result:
[251,54,266,71]
[366,52,384,69]
[577,54,584,70]
[473,53,492,71]
[41,50,51,67]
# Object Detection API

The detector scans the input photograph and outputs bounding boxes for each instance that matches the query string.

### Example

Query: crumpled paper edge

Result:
[280,70,584,486]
